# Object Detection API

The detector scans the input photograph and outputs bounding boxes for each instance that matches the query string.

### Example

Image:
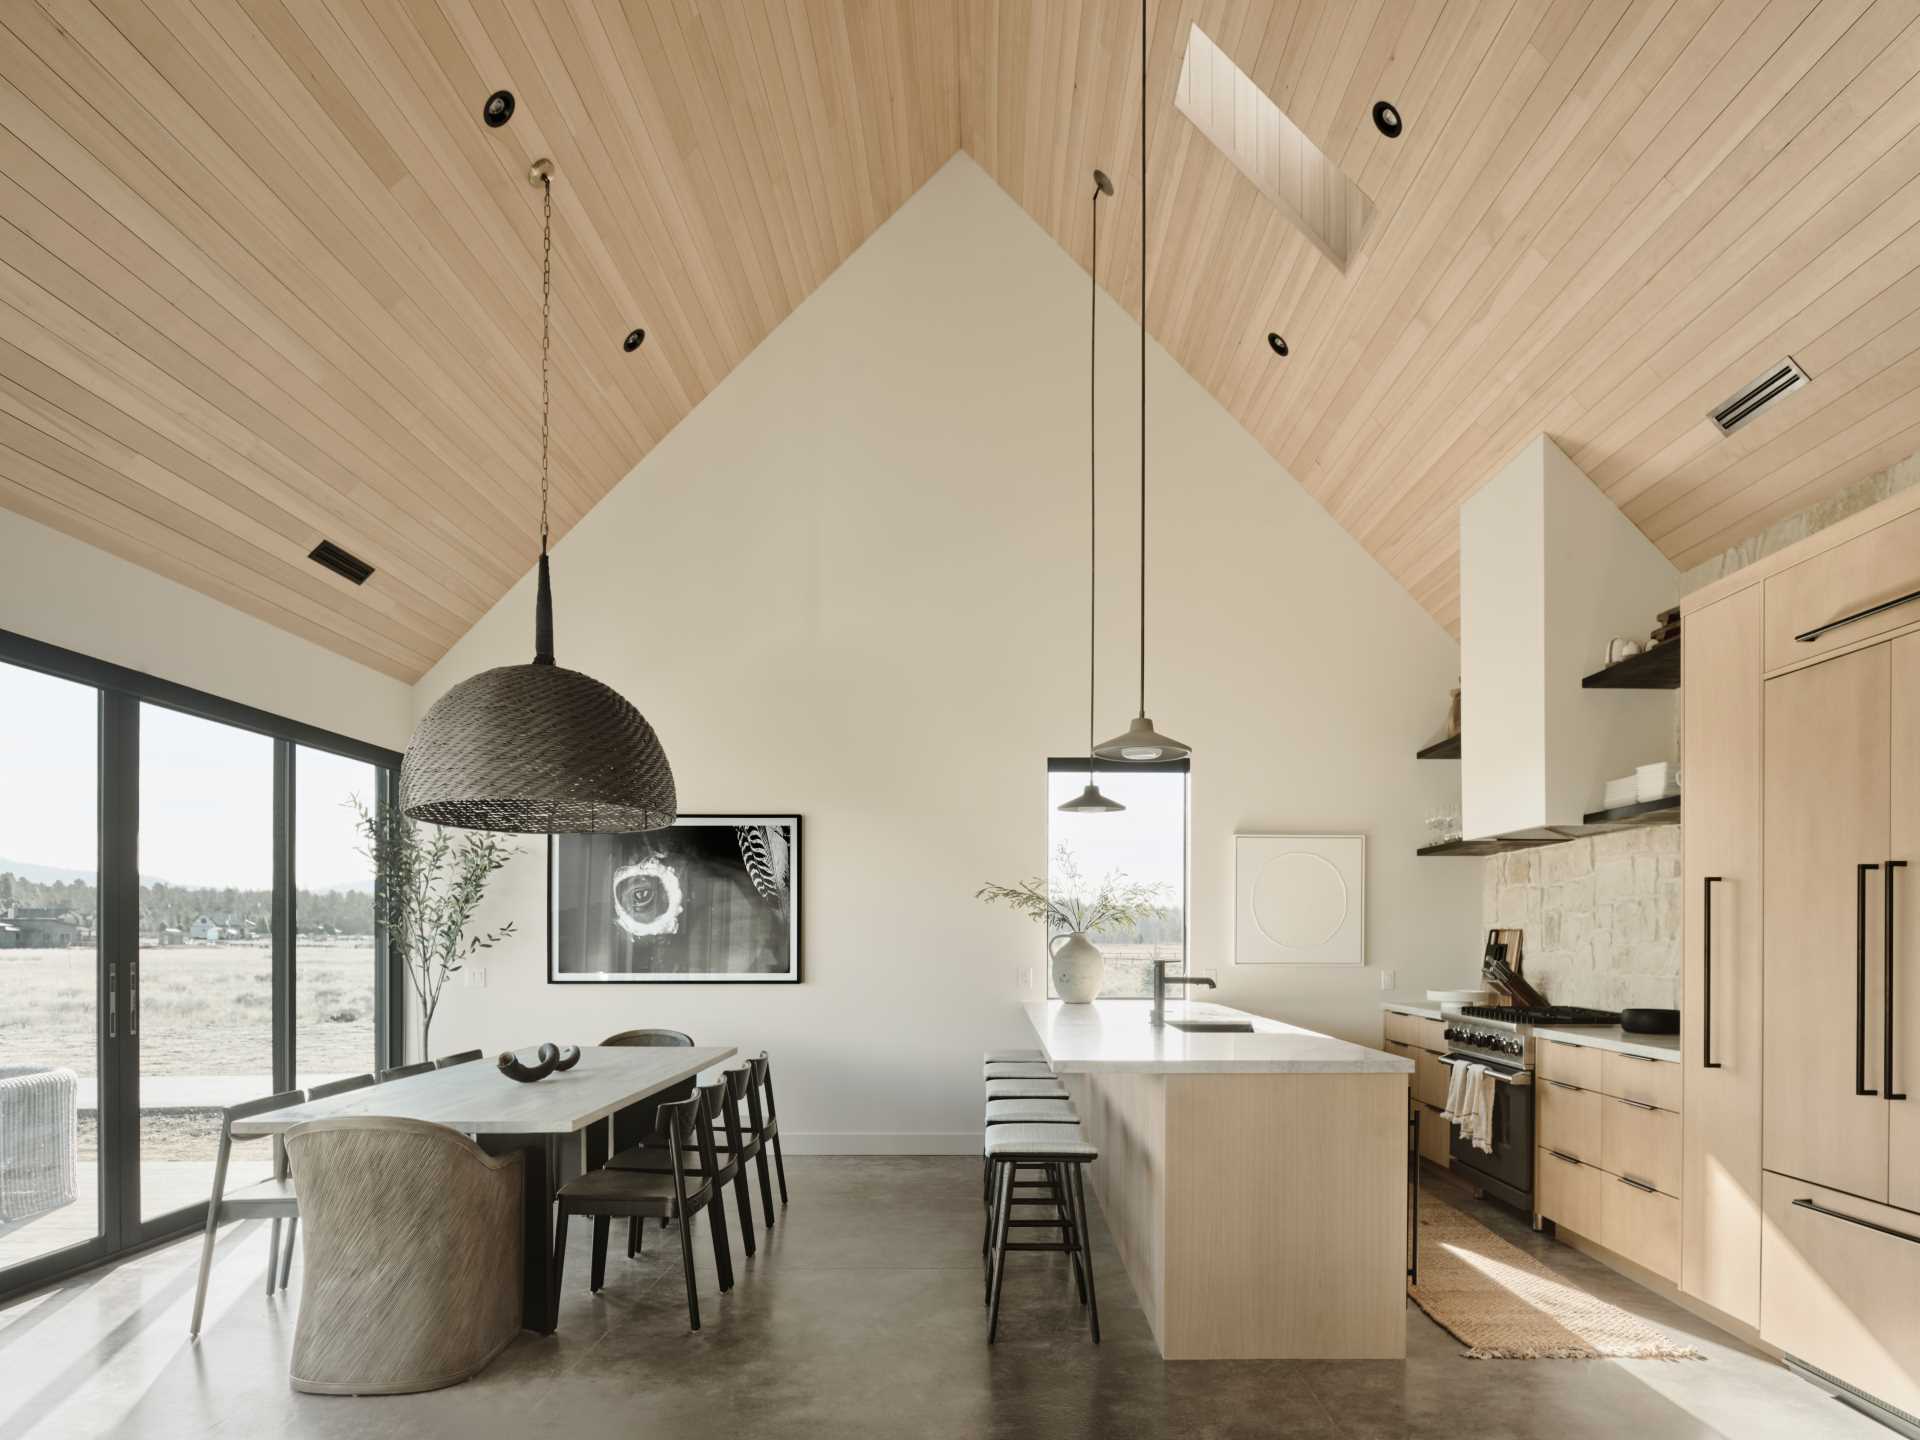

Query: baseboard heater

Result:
[1786,1354,1920,1440]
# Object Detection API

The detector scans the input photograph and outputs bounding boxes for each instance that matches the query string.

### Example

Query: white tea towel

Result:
[1463,1064,1496,1154]
[1442,1054,1470,1121]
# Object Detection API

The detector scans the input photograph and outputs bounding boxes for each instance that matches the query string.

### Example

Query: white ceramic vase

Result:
[1048,931,1105,1004]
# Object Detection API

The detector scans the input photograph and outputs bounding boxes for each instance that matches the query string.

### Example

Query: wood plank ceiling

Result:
[970,0,1920,632]
[3,2,1919,676]
[0,0,960,678]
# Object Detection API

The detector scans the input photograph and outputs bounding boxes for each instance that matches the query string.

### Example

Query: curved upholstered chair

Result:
[282,1117,522,1395]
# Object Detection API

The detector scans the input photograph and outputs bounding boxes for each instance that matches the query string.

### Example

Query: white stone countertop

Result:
[1026,1000,1413,1075]
[1530,1024,1681,1063]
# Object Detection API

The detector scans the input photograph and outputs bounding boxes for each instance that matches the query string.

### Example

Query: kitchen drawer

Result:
[1538,1077,1602,1165]
[1762,1171,1920,1418]
[1412,1017,1447,1052]
[1602,1050,1680,1110]
[1384,1012,1419,1046]
[1417,1103,1451,1168]
[1764,503,1920,671]
[1414,1049,1451,1111]
[1537,1147,1602,1238]
[1602,1172,1681,1280]
[1537,1039,1603,1093]
[1383,1038,1412,1064]
[1602,1096,1681,1197]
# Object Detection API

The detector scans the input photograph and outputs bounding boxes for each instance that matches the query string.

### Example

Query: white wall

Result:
[413,155,1479,1151]
[0,507,410,749]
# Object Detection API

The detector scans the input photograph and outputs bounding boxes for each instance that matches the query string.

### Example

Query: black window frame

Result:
[0,626,404,1301]
[1044,755,1190,999]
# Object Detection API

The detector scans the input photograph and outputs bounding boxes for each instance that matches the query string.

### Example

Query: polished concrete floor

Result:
[0,1158,1888,1440]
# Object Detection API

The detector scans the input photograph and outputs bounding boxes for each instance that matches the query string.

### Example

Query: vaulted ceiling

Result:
[4,1,1920,677]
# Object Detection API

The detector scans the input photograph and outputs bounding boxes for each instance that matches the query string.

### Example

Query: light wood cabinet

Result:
[1602,1051,1681,1112]
[1537,1038,1603,1092]
[1891,635,1920,1212]
[1538,1079,1601,1163]
[1603,1097,1680,1198]
[1417,1104,1450,1167]
[1602,1173,1680,1280]
[1413,1049,1450,1111]
[1762,1171,1920,1419]
[1762,502,1920,672]
[1535,1041,1682,1281]
[1763,644,1892,1203]
[1681,586,1764,1325]
[1537,1147,1600,1239]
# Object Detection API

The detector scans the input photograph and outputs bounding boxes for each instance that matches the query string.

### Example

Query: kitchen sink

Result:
[1165,1019,1256,1033]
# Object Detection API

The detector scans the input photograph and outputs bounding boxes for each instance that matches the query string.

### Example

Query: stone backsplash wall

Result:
[1481,827,1682,1010]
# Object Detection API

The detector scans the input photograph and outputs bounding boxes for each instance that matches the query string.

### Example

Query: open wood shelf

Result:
[1579,794,1681,828]
[1416,835,1563,858]
[1582,640,1680,689]
[1416,733,1461,759]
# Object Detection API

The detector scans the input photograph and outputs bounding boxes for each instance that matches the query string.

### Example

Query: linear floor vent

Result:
[308,539,374,585]
[1709,357,1810,436]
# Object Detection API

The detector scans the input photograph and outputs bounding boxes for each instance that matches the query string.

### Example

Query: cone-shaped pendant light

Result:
[1059,171,1124,816]
[1095,0,1188,765]
[401,160,677,833]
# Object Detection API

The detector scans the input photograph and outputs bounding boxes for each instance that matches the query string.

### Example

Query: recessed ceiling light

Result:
[1267,333,1289,357]
[1372,100,1402,138]
[623,329,646,353]
[483,90,515,127]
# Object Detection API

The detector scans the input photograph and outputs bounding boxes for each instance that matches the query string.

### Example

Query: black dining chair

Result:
[601,1028,697,1157]
[609,1077,756,1261]
[434,1050,484,1068]
[745,1052,788,1210]
[379,1061,436,1083]
[553,1091,730,1330]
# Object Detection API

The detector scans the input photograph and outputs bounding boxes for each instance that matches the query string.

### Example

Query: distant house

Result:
[4,907,83,947]
[159,926,183,947]
[0,923,20,949]
[188,915,223,943]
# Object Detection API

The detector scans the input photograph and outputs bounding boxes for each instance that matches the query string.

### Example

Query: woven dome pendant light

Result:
[400,159,677,834]
[1094,0,1189,766]
[1059,171,1124,815]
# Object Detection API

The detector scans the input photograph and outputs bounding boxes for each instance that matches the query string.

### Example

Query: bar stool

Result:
[983,1063,1057,1080]
[981,1095,1077,1208]
[983,1124,1100,1343]
[985,1077,1068,1101]
[984,1049,1045,1064]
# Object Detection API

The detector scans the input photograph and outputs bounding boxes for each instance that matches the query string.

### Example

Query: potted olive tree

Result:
[977,845,1168,1003]
[352,798,516,1062]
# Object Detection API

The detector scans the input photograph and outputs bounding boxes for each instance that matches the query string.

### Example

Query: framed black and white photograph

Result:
[549,815,801,984]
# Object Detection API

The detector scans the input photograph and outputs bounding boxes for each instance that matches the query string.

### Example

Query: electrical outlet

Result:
[1378,969,1396,991]
[466,966,487,989]
[1017,964,1035,991]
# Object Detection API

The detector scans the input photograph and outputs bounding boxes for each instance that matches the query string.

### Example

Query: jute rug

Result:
[1408,1197,1704,1360]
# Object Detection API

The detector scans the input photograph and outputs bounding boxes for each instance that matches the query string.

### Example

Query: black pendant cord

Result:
[1087,175,1105,781]
[534,167,556,666]
[1136,0,1148,716]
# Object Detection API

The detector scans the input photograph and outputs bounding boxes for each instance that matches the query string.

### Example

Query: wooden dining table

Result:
[232,1043,736,1333]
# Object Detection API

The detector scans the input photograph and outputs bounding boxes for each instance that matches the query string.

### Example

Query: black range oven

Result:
[1442,1051,1534,1210]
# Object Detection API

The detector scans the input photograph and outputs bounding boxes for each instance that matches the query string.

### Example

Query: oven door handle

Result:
[1438,1055,1531,1086]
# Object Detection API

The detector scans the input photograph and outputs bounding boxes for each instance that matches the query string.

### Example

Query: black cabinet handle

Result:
[1859,863,1881,1097]
[1703,876,1723,1069]
[1617,1175,1658,1195]
[1890,860,1908,1102]
[1547,1149,1583,1167]
[1794,585,1920,643]
[1616,1096,1659,1112]
[1793,1196,1920,1246]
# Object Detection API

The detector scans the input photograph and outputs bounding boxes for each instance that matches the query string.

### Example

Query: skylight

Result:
[1175,24,1375,273]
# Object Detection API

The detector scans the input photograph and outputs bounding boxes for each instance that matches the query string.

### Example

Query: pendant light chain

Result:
[539,171,553,557]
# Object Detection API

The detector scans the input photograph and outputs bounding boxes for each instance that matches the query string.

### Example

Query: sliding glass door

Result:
[0,632,401,1297]
[0,661,106,1278]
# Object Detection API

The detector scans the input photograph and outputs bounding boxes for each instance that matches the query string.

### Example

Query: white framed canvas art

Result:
[1233,834,1366,966]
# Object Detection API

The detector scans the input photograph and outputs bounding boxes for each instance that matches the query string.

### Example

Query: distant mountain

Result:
[0,858,99,885]
[0,859,369,893]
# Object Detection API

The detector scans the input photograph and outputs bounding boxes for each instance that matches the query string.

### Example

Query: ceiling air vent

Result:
[308,540,374,586]
[1709,358,1810,436]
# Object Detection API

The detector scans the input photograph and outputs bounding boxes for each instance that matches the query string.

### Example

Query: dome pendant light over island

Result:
[1059,169,1123,816]
[1094,0,1188,767]
[400,159,677,834]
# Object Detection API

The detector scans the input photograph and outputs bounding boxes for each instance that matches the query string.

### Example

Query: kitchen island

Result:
[1026,999,1412,1360]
